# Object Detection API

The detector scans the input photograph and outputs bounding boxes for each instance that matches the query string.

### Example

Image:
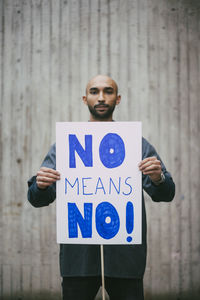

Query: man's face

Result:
[83,75,121,121]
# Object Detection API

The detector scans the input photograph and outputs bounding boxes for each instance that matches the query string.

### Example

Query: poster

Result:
[56,122,142,245]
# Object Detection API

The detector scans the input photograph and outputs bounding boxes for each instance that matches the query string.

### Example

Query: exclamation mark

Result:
[126,202,134,242]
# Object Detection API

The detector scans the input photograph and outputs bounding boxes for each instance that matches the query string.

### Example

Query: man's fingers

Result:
[142,169,161,175]
[143,170,160,175]
[40,167,60,176]
[36,167,61,189]
[142,165,161,174]
[139,159,161,172]
[139,156,162,183]
[138,156,163,182]
[37,167,60,179]
[138,156,157,167]
[37,181,52,188]
[37,170,60,180]
[141,161,161,169]
[140,161,160,170]
[36,175,57,183]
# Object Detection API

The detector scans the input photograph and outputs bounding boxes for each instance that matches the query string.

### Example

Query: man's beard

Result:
[88,103,116,120]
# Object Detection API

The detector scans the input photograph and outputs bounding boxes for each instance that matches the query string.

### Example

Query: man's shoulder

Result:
[142,137,151,148]
[48,143,56,154]
[40,143,56,169]
[142,137,157,159]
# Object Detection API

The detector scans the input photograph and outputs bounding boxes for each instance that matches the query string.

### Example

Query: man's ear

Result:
[82,96,87,105]
[116,95,121,105]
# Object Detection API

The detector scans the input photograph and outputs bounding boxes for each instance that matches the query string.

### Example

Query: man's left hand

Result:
[139,156,162,183]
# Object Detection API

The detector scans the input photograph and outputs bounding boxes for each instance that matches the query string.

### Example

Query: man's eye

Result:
[90,90,98,94]
[106,90,113,94]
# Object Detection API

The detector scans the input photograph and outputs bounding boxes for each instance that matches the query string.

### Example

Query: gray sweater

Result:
[27,137,175,278]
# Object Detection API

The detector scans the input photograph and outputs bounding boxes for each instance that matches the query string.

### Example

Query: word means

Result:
[65,176,133,196]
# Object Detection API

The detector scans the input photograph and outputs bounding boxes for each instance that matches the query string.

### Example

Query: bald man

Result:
[28,75,175,300]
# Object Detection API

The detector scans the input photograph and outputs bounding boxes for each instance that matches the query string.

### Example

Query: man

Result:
[28,75,175,300]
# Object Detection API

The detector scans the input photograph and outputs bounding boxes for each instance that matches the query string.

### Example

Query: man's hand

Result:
[138,156,162,183]
[36,167,60,189]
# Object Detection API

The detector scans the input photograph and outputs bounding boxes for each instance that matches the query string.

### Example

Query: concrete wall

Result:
[0,0,200,299]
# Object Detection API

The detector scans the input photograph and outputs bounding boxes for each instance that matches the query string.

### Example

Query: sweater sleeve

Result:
[142,138,175,202]
[27,143,56,207]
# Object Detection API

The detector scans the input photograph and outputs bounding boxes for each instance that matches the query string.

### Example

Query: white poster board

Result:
[56,122,142,245]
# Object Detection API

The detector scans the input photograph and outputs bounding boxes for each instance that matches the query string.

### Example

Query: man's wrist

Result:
[36,182,49,191]
[152,171,165,185]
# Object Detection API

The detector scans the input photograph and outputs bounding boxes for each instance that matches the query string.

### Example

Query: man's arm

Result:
[139,138,175,202]
[27,143,60,207]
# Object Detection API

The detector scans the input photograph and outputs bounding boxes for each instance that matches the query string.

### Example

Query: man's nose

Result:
[98,92,105,102]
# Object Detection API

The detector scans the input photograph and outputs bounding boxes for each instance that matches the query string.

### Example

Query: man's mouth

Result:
[94,104,109,111]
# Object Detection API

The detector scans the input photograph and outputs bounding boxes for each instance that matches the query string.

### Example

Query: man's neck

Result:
[89,115,114,122]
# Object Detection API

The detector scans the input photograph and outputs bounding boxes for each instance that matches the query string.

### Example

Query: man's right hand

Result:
[36,167,61,189]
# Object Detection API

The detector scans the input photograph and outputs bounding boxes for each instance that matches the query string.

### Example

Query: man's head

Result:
[83,75,121,121]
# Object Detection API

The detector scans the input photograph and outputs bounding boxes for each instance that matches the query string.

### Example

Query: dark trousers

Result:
[62,276,144,300]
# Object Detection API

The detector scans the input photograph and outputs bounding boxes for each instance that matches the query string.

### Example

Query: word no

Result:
[68,201,134,242]
[69,133,125,168]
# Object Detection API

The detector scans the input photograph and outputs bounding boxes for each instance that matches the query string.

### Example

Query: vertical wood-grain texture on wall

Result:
[0,0,199,299]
